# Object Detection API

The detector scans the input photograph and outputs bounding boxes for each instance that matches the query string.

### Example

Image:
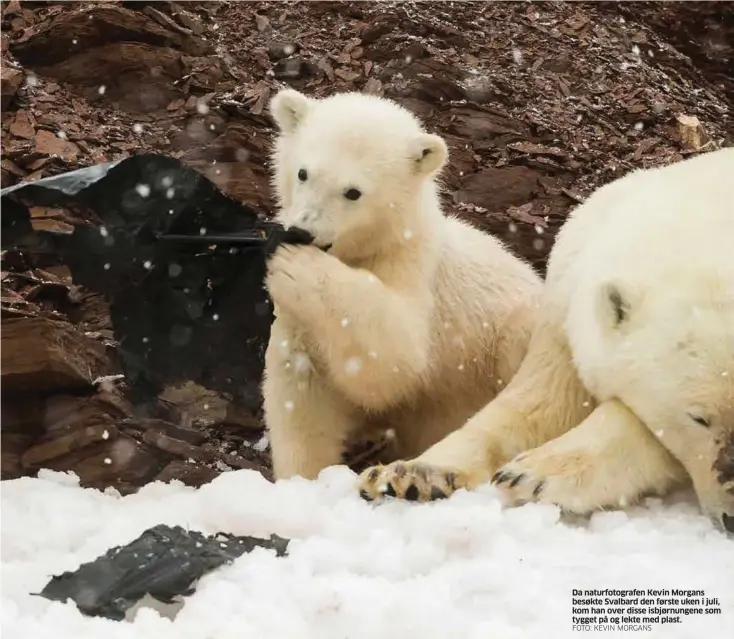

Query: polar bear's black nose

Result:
[723,512,734,533]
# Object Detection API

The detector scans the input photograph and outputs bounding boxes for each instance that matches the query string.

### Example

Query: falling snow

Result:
[135,184,151,198]
[98,85,106,95]
[345,357,363,376]
[132,123,144,134]
[292,352,311,373]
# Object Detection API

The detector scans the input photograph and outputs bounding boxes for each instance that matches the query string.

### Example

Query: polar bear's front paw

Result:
[266,244,326,308]
[357,461,472,502]
[492,448,595,514]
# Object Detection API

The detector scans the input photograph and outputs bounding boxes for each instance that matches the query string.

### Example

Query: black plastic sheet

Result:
[1,154,312,411]
[38,524,290,620]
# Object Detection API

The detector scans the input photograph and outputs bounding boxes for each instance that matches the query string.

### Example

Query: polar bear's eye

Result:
[298,168,308,182]
[688,414,710,428]
[344,188,362,201]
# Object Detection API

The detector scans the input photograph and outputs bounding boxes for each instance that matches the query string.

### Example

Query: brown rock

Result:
[676,114,707,151]
[22,423,120,467]
[154,459,218,487]
[1,317,114,393]
[0,67,23,110]
[10,5,212,67]
[34,129,80,163]
[455,166,541,212]
[159,381,262,430]
[9,109,36,139]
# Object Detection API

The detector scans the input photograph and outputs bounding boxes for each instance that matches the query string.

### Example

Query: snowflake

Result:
[345,357,363,376]
[135,184,151,198]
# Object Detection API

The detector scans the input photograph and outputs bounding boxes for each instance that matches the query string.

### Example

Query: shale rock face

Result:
[1,0,731,491]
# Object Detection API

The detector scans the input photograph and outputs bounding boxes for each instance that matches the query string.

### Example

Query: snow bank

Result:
[2,467,732,638]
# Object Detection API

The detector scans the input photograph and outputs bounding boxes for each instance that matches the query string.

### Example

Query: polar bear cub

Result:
[263,89,542,481]
[359,147,734,534]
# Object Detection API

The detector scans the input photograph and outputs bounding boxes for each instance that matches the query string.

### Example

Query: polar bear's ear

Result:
[599,282,633,328]
[411,134,448,176]
[270,89,312,134]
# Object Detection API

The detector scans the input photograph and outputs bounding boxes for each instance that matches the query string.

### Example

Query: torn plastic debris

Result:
[38,524,290,621]
[1,154,312,411]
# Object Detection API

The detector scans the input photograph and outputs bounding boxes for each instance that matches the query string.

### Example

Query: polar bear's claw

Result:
[357,461,468,502]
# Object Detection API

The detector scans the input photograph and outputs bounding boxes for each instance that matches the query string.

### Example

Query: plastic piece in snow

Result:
[1,154,313,411]
[38,524,290,621]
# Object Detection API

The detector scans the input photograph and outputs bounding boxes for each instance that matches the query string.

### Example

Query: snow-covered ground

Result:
[2,467,733,639]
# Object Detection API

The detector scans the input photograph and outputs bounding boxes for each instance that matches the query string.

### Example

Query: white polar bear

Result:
[359,147,734,534]
[263,89,542,482]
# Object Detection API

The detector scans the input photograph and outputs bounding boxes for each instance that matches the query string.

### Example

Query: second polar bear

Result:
[263,89,542,481]
[359,147,734,534]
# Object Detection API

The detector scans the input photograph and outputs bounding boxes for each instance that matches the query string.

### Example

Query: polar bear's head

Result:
[598,277,734,533]
[269,89,447,255]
